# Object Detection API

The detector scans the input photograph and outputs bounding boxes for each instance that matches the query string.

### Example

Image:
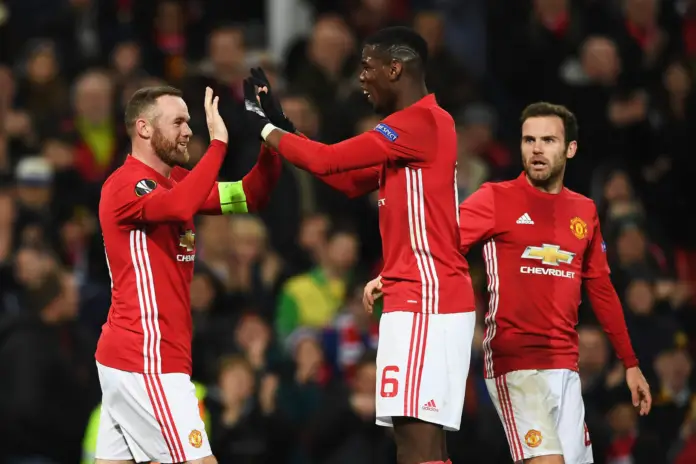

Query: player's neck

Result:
[525,173,564,194]
[132,148,172,178]
[395,82,428,111]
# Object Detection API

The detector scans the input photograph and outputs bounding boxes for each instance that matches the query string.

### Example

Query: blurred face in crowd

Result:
[353,361,377,395]
[299,214,330,256]
[533,0,568,18]
[149,95,192,166]
[520,116,576,190]
[235,314,271,351]
[325,232,359,274]
[15,247,49,286]
[608,403,637,436]
[664,62,691,98]
[310,16,354,76]
[155,0,184,35]
[209,28,245,77]
[578,327,608,374]
[655,350,692,392]
[16,183,51,210]
[112,41,141,77]
[624,0,657,28]
[199,216,231,257]
[295,337,324,370]
[604,170,633,204]
[413,12,443,55]
[280,95,319,137]
[190,273,215,312]
[229,216,267,265]
[74,72,113,125]
[616,226,646,265]
[219,361,255,406]
[27,43,59,85]
[625,279,654,315]
[581,37,620,84]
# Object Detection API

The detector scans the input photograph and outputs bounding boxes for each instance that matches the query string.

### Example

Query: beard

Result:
[151,127,189,167]
[522,152,566,189]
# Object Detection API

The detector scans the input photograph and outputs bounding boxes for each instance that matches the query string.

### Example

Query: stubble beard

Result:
[151,127,189,167]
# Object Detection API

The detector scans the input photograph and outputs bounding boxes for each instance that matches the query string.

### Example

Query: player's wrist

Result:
[260,123,277,141]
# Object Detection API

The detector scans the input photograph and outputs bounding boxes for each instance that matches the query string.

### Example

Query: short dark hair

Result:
[364,26,428,69]
[520,102,578,146]
[124,86,183,136]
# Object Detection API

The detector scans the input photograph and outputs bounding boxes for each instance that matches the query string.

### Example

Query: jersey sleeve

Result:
[458,183,496,255]
[582,208,611,279]
[106,140,227,225]
[316,167,381,198]
[169,144,281,215]
[276,110,432,175]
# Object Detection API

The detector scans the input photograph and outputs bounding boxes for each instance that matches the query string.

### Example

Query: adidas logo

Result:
[516,213,534,225]
[422,400,439,412]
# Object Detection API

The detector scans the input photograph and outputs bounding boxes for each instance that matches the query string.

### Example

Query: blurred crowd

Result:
[1,0,696,463]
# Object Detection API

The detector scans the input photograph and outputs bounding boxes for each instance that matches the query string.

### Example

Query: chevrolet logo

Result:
[179,230,195,252]
[521,244,575,266]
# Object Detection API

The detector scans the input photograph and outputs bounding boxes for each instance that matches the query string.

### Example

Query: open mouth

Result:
[531,159,547,169]
[178,142,188,149]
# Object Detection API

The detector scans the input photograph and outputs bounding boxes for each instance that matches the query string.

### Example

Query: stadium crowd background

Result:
[1,0,696,463]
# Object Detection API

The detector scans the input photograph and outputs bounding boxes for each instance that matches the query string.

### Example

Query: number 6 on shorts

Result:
[380,365,400,398]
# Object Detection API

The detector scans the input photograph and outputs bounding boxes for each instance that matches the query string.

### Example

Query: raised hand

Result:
[248,67,297,134]
[243,79,272,136]
[204,87,228,144]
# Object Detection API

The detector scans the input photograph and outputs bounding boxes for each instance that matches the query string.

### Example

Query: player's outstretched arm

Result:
[179,142,282,215]
[244,68,381,195]
[111,88,229,224]
[243,79,427,175]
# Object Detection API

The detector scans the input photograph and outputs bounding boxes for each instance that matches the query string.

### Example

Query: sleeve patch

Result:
[134,179,157,197]
[601,241,607,253]
[374,123,399,142]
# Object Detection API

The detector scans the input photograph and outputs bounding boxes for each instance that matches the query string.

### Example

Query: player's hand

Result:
[626,366,652,416]
[363,276,383,314]
[204,87,228,144]
[247,67,297,134]
[243,78,272,136]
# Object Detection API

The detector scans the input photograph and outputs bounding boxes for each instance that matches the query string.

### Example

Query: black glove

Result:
[243,78,271,136]
[248,67,297,134]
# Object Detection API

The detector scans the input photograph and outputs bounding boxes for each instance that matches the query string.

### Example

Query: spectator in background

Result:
[307,351,392,464]
[276,225,359,342]
[0,269,97,464]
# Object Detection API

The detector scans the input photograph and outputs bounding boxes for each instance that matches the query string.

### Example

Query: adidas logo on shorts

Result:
[422,399,439,412]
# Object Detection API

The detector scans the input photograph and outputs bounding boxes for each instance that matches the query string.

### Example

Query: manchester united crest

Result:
[569,217,587,240]
[179,230,195,252]
[189,429,203,448]
[525,429,542,448]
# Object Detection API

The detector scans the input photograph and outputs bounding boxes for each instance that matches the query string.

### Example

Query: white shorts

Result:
[95,362,211,463]
[375,311,475,431]
[485,369,593,464]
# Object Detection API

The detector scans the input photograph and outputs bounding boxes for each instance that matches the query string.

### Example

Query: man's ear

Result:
[566,140,578,160]
[389,60,403,81]
[136,119,152,139]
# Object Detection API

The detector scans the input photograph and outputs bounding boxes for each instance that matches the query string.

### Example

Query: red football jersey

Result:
[97,157,202,375]
[277,95,475,315]
[375,96,473,314]
[459,173,611,378]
